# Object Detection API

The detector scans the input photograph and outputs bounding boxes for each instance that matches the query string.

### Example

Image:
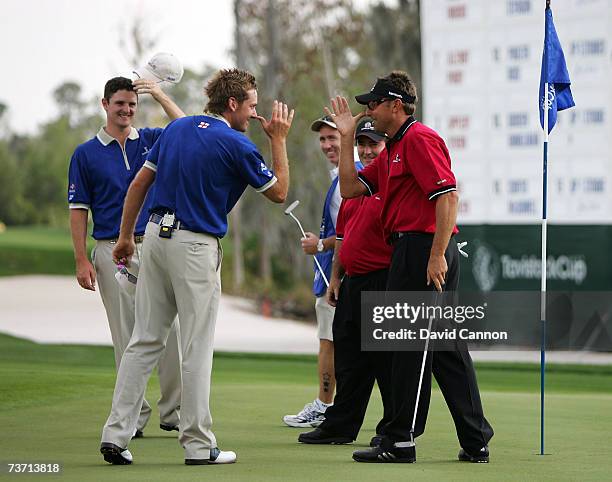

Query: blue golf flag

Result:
[539,6,575,133]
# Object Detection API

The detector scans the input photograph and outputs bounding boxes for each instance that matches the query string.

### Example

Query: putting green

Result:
[0,334,610,481]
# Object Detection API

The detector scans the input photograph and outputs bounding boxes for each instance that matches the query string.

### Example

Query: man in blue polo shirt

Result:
[68,76,184,437]
[100,68,293,466]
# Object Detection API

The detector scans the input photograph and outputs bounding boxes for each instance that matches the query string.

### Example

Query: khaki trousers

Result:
[315,295,334,341]
[93,239,181,430]
[101,222,222,459]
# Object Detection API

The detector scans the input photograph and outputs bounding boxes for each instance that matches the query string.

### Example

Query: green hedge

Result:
[0,226,88,276]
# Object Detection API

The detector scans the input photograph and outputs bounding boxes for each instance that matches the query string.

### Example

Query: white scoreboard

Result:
[421,0,612,224]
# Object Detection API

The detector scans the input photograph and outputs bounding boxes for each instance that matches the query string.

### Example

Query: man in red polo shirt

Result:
[297,118,393,445]
[329,71,493,464]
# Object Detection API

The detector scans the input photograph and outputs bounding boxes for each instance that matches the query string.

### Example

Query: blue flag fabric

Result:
[539,7,575,133]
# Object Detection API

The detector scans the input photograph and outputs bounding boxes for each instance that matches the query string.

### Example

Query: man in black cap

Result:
[328,71,494,463]
[298,117,393,445]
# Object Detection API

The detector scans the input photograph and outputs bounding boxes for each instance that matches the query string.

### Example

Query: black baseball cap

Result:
[355,117,386,142]
[355,79,416,105]
[310,115,337,132]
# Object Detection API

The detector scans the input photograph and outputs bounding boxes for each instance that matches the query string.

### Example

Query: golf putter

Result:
[284,200,330,287]
[401,290,441,450]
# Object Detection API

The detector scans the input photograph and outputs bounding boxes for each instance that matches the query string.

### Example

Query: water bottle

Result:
[115,260,138,295]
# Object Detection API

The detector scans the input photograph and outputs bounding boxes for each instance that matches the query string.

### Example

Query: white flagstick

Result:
[540,81,550,456]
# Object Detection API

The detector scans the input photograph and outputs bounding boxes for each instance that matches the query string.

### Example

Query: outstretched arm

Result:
[133,79,186,120]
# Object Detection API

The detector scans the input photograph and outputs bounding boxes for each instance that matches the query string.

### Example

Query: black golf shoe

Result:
[160,423,179,432]
[353,441,416,463]
[369,434,384,447]
[100,443,133,465]
[458,446,489,463]
[298,428,353,445]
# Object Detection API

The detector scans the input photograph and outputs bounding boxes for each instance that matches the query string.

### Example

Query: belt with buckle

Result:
[104,235,144,244]
[389,231,428,244]
[149,213,184,230]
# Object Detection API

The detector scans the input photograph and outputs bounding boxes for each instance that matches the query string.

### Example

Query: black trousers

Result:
[383,234,494,453]
[320,268,393,439]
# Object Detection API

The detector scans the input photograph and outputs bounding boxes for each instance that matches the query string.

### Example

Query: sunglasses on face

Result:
[367,98,393,111]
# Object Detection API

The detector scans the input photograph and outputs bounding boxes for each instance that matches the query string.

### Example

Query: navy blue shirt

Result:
[144,115,277,237]
[68,127,163,239]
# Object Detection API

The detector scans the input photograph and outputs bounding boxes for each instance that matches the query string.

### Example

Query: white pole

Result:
[542,82,549,310]
[540,81,550,456]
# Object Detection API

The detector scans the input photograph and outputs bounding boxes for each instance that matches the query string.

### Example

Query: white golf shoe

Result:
[185,447,237,465]
[283,399,330,428]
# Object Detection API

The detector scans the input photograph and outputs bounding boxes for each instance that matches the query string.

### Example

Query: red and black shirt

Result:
[357,117,458,241]
[336,195,393,276]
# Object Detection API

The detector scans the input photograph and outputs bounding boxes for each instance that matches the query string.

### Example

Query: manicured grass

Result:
[0,226,233,279]
[0,333,611,481]
[0,226,88,276]
[0,226,81,250]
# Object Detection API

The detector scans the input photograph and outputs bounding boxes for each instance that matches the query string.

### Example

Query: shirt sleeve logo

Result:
[142,146,150,156]
[260,162,273,177]
[198,121,210,129]
[68,184,76,201]
[436,179,448,185]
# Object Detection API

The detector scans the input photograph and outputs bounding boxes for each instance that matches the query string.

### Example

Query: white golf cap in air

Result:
[133,52,184,85]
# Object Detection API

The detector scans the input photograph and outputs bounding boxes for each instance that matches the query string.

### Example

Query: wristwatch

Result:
[317,239,325,252]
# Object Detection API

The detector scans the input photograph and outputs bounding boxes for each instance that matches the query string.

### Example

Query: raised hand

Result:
[133,78,162,97]
[324,96,365,137]
[256,100,295,140]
